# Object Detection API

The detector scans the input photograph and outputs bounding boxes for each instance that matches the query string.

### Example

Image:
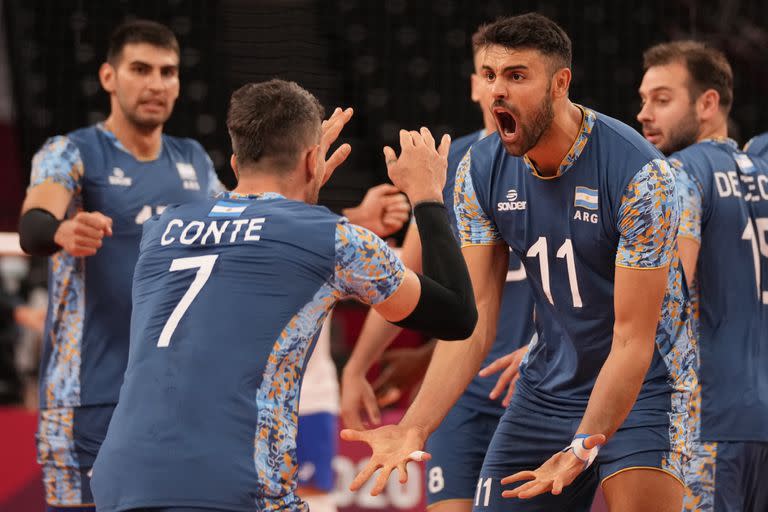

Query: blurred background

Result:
[0,0,766,510]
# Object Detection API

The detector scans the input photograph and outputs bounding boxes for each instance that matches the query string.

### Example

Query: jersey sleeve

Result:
[453,149,503,247]
[332,222,406,305]
[669,158,703,244]
[615,158,680,269]
[29,136,83,193]
[205,155,226,196]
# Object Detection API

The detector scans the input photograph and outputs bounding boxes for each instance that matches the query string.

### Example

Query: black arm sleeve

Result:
[393,202,477,340]
[18,208,61,256]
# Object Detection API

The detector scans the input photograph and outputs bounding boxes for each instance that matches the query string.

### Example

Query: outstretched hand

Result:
[320,107,354,185]
[478,345,528,407]
[501,434,606,499]
[384,127,450,205]
[340,424,430,495]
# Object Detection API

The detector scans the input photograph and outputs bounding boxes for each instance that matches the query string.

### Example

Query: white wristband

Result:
[563,434,600,469]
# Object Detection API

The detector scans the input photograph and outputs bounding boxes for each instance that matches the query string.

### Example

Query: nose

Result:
[637,102,652,124]
[490,78,507,100]
[147,69,166,92]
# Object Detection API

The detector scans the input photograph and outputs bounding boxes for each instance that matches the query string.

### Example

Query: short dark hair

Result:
[472,13,572,71]
[227,79,324,172]
[643,41,733,112]
[107,19,179,64]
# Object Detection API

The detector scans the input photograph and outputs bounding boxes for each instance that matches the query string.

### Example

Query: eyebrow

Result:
[642,86,674,94]
[127,60,179,70]
[482,64,529,73]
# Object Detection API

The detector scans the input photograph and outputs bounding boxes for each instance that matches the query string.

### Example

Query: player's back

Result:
[670,140,768,441]
[91,193,343,512]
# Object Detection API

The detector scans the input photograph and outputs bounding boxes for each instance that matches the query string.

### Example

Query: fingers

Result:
[407,450,431,462]
[340,428,368,443]
[583,434,606,449]
[368,183,400,196]
[502,374,519,407]
[396,461,408,484]
[399,130,414,150]
[322,107,353,149]
[77,211,113,235]
[409,130,424,147]
[552,476,565,495]
[500,470,536,486]
[371,364,395,392]
[437,134,451,158]
[478,353,513,377]
[371,465,394,495]
[324,143,352,183]
[419,127,435,149]
[340,407,365,431]
[362,385,382,426]
[383,146,398,168]
[504,479,552,499]
[349,459,382,492]
[376,387,401,407]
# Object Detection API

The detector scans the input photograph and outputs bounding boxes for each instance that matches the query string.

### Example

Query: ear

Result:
[470,73,482,104]
[697,89,721,121]
[551,67,572,100]
[306,144,321,183]
[230,154,239,182]
[99,62,116,93]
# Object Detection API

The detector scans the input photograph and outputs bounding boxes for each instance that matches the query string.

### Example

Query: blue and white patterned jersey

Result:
[671,139,768,442]
[91,193,405,512]
[32,125,221,411]
[454,107,698,470]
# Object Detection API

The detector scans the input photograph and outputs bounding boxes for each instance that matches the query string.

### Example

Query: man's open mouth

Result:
[493,107,518,142]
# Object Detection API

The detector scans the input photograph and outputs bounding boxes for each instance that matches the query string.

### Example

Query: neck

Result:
[697,115,728,142]
[231,172,306,202]
[525,100,583,177]
[104,109,163,161]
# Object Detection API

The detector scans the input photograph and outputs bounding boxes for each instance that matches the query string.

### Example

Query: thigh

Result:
[296,412,337,492]
[602,467,683,512]
[425,404,501,507]
[472,406,597,512]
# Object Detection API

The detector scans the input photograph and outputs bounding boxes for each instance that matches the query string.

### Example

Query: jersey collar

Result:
[97,123,165,161]
[523,105,597,180]
[219,191,286,201]
[701,137,738,149]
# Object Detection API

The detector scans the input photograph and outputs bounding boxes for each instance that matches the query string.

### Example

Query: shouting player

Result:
[340,24,535,512]
[343,13,697,512]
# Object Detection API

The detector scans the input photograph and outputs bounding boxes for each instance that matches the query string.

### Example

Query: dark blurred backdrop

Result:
[2,0,767,230]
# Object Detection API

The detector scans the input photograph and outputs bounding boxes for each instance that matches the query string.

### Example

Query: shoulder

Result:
[591,110,663,164]
[162,135,208,158]
[449,130,484,160]
[744,132,768,156]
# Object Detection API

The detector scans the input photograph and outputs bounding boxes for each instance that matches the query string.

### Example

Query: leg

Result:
[296,412,338,512]
[602,468,683,512]
[426,403,500,512]
[472,404,597,512]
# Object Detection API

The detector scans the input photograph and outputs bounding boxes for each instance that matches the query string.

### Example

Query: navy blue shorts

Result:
[296,412,337,492]
[38,405,115,506]
[683,440,768,512]
[472,401,684,511]
[425,402,502,506]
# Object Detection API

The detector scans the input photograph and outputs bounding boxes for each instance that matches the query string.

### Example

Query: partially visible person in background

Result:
[340,23,536,512]
[744,131,768,158]
[17,19,223,512]
[638,40,768,512]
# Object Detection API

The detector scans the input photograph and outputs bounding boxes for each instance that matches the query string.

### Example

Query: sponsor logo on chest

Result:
[176,162,201,191]
[108,167,132,186]
[573,186,599,224]
[497,189,527,211]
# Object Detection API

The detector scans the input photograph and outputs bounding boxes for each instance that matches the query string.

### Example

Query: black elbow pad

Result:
[18,208,61,256]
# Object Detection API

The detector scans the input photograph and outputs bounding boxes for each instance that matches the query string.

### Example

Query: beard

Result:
[495,89,555,157]
[119,97,173,132]
[660,106,699,155]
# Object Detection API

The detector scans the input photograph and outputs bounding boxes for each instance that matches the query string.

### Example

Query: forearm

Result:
[576,334,654,439]
[345,310,405,375]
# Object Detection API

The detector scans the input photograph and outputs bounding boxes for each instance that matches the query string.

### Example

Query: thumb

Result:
[437,134,451,158]
[383,146,397,167]
[340,428,368,443]
[583,434,606,449]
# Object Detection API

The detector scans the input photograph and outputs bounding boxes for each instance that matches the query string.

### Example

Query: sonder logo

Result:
[498,189,527,211]
[177,162,201,191]
[108,167,132,186]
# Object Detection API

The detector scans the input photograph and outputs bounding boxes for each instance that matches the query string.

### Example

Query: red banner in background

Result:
[0,407,45,512]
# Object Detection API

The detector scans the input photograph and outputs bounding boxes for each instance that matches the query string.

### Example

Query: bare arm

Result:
[341,222,423,428]
[576,264,668,437]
